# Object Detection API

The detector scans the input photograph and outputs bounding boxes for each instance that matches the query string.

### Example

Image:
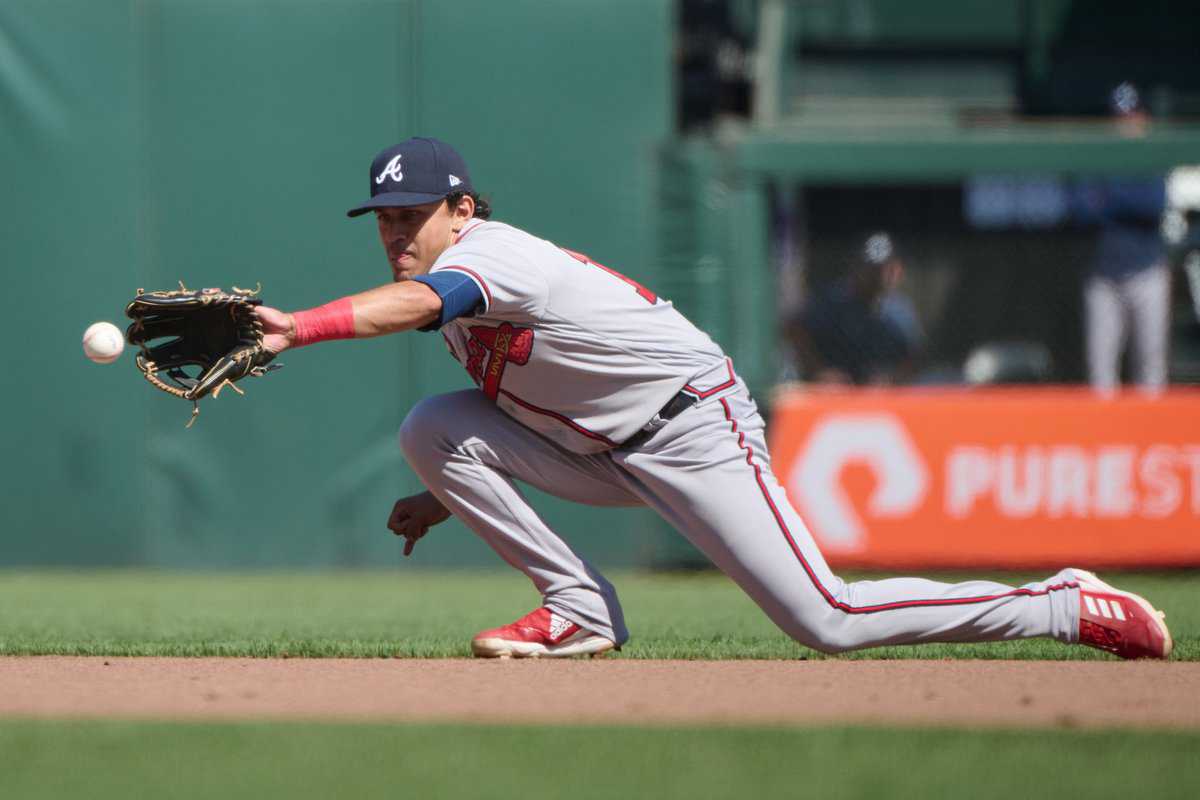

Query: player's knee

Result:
[792,629,857,655]
[801,634,856,655]
[398,391,481,462]
[398,396,448,461]
[774,610,857,655]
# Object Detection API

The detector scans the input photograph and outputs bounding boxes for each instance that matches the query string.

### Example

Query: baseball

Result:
[82,321,125,364]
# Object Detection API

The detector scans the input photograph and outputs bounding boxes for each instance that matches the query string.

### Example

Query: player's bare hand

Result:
[387,491,452,556]
[254,305,296,354]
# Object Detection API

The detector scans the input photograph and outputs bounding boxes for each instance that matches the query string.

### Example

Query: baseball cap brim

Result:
[346,190,449,218]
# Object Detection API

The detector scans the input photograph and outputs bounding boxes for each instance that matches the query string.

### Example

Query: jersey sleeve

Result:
[411,270,485,331]
[428,228,549,320]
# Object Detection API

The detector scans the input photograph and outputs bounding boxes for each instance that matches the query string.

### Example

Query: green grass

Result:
[1,720,1197,800]
[0,569,1196,660]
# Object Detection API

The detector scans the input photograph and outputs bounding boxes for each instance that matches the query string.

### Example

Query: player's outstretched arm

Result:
[256,281,443,354]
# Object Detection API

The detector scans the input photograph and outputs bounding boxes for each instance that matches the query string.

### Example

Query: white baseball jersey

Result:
[427,219,734,453]
[402,219,1081,660]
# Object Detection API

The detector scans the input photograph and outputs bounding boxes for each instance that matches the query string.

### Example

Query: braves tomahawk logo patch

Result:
[465,323,534,400]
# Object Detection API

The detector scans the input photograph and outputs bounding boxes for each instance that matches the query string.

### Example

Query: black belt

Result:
[621,390,698,449]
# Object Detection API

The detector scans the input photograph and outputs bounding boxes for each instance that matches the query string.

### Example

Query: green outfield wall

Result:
[1,0,675,567]
[6,2,1198,569]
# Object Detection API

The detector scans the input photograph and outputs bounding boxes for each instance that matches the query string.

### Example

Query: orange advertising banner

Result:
[767,387,1200,568]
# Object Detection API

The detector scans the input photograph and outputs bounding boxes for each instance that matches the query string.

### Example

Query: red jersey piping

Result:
[454,220,485,244]
[683,358,736,399]
[717,397,1078,615]
[498,389,618,447]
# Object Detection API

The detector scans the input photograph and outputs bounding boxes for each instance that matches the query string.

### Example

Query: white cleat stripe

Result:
[1112,601,1126,621]
[1084,595,1099,616]
[1096,598,1113,619]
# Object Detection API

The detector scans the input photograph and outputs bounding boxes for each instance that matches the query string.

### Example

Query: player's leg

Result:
[1084,274,1126,392]
[1126,264,1171,391]
[615,387,1081,655]
[399,390,641,646]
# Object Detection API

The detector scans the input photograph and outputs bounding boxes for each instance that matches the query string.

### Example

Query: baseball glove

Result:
[125,283,280,426]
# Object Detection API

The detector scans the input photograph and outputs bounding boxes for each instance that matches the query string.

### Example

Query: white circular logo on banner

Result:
[789,414,929,549]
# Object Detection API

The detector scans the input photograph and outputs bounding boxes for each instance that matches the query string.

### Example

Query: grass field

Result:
[1,721,1197,800]
[3,569,1197,799]
[0,569,1195,660]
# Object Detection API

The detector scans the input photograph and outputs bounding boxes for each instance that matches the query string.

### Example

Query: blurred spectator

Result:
[677,0,752,131]
[788,232,923,385]
[1077,82,1170,393]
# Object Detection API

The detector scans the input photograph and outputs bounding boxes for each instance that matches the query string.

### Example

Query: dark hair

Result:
[445,190,492,220]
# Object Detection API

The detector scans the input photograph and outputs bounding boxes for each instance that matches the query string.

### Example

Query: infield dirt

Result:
[3,657,1198,729]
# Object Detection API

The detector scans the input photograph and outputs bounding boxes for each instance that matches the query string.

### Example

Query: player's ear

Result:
[449,193,475,224]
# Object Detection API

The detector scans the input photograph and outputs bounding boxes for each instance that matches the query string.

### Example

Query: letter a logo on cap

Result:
[376,155,404,185]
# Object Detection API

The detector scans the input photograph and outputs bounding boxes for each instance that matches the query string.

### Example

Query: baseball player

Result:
[254,138,1172,660]
[1081,83,1171,393]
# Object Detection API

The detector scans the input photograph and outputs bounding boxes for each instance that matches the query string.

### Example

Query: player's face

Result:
[375,201,456,281]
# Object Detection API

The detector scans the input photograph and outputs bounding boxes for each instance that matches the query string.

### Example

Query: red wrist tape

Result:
[292,297,356,347]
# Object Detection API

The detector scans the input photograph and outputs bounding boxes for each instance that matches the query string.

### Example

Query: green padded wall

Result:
[1,0,673,567]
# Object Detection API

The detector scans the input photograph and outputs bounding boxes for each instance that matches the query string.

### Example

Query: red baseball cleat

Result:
[1073,569,1173,660]
[471,607,615,659]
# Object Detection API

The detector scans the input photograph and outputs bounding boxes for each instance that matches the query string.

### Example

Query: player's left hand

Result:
[254,304,296,355]
[387,491,452,556]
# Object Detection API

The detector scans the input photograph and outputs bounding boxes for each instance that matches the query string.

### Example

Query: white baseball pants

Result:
[1085,265,1171,392]
[399,385,1080,653]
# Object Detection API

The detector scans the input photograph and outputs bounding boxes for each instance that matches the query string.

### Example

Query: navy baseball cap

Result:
[346,137,472,218]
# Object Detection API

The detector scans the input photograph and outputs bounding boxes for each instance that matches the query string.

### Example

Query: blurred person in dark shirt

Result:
[788,232,923,386]
[1078,82,1170,393]
[677,0,751,131]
